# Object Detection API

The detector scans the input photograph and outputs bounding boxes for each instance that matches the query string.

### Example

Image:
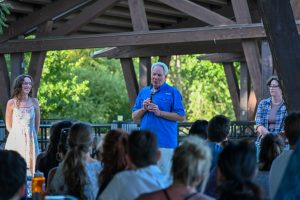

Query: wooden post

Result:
[240,62,249,120]
[259,0,300,112]
[120,58,139,107]
[10,53,24,88]
[223,62,240,120]
[0,55,10,117]
[139,57,151,89]
[261,40,273,99]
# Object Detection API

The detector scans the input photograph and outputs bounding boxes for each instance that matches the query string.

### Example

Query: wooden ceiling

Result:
[1,0,265,56]
[5,0,237,35]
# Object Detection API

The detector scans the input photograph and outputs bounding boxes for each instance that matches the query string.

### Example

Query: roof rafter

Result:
[0,0,91,43]
[51,0,120,36]
[157,0,234,25]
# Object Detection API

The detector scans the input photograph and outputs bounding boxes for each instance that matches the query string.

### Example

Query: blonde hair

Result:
[172,136,211,192]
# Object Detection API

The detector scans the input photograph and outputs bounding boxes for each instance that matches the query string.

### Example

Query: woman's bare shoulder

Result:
[7,99,15,107]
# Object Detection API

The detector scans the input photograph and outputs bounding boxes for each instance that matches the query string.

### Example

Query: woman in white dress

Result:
[5,74,40,175]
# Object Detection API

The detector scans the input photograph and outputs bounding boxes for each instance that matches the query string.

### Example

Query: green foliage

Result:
[168,55,235,121]
[0,1,10,34]
[38,49,131,123]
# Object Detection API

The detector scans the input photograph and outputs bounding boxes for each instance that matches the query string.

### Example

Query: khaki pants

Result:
[157,148,174,175]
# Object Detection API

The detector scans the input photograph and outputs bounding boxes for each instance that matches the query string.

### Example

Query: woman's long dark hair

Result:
[98,129,128,194]
[44,120,72,166]
[11,74,34,107]
[63,122,93,200]
[259,134,284,171]
[218,141,263,200]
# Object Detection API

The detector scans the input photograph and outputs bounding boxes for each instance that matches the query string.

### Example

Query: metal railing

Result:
[0,120,256,152]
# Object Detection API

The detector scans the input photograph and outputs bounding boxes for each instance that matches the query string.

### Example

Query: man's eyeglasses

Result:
[268,85,279,88]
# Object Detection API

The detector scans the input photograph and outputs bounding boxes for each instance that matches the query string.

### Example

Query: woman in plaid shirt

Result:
[255,76,288,137]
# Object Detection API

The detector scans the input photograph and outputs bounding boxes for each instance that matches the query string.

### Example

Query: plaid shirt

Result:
[255,97,287,134]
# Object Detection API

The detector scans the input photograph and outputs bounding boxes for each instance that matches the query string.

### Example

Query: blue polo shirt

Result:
[132,82,185,148]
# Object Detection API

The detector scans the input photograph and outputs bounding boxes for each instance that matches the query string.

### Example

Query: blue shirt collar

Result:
[150,82,167,91]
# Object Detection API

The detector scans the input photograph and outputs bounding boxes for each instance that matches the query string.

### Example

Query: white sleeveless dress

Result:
[5,99,40,175]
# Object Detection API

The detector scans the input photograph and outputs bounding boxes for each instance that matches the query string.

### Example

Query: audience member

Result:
[46,127,70,193]
[203,115,230,198]
[36,120,72,182]
[269,112,300,198]
[98,130,171,200]
[217,141,262,200]
[0,150,27,200]
[207,115,230,171]
[255,134,284,199]
[97,129,128,197]
[274,139,300,199]
[48,122,102,200]
[189,120,208,139]
[137,136,214,200]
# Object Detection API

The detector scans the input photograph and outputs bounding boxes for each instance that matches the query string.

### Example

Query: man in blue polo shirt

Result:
[132,62,185,175]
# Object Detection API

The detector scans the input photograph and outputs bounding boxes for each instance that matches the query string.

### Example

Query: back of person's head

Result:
[284,112,300,147]
[0,150,26,200]
[57,127,71,161]
[259,134,284,171]
[189,120,208,139]
[218,141,257,182]
[128,130,158,168]
[217,141,262,200]
[99,129,128,187]
[207,115,230,143]
[46,120,73,163]
[172,136,211,191]
[218,181,262,200]
[63,122,93,200]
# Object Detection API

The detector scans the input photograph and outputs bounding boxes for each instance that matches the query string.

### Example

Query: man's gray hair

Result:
[151,62,169,75]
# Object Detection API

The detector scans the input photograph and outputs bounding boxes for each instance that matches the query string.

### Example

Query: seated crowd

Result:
[1,113,300,200]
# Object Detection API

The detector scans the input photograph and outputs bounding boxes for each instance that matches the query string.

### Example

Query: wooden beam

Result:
[240,62,249,120]
[197,53,244,62]
[0,55,10,117]
[92,41,243,58]
[0,23,272,53]
[51,0,120,36]
[158,0,234,25]
[261,40,273,99]
[128,0,151,89]
[10,53,24,87]
[158,56,171,67]
[139,57,151,88]
[128,0,149,31]
[232,0,262,100]
[105,6,178,24]
[259,0,300,112]
[223,62,240,119]
[28,21,53,97]
[193,0,228,6]
[119,1,186,17]
[0,0,90,43]
[120,58,139,107]
[7,1,34,14]
[18,0,52,5]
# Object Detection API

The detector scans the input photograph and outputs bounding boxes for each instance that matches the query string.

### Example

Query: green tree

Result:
[0,1,10,34]
[38,49,131,123]
[168,55,235,121]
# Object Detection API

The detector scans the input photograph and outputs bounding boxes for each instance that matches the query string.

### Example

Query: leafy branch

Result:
[0,1,11,34]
